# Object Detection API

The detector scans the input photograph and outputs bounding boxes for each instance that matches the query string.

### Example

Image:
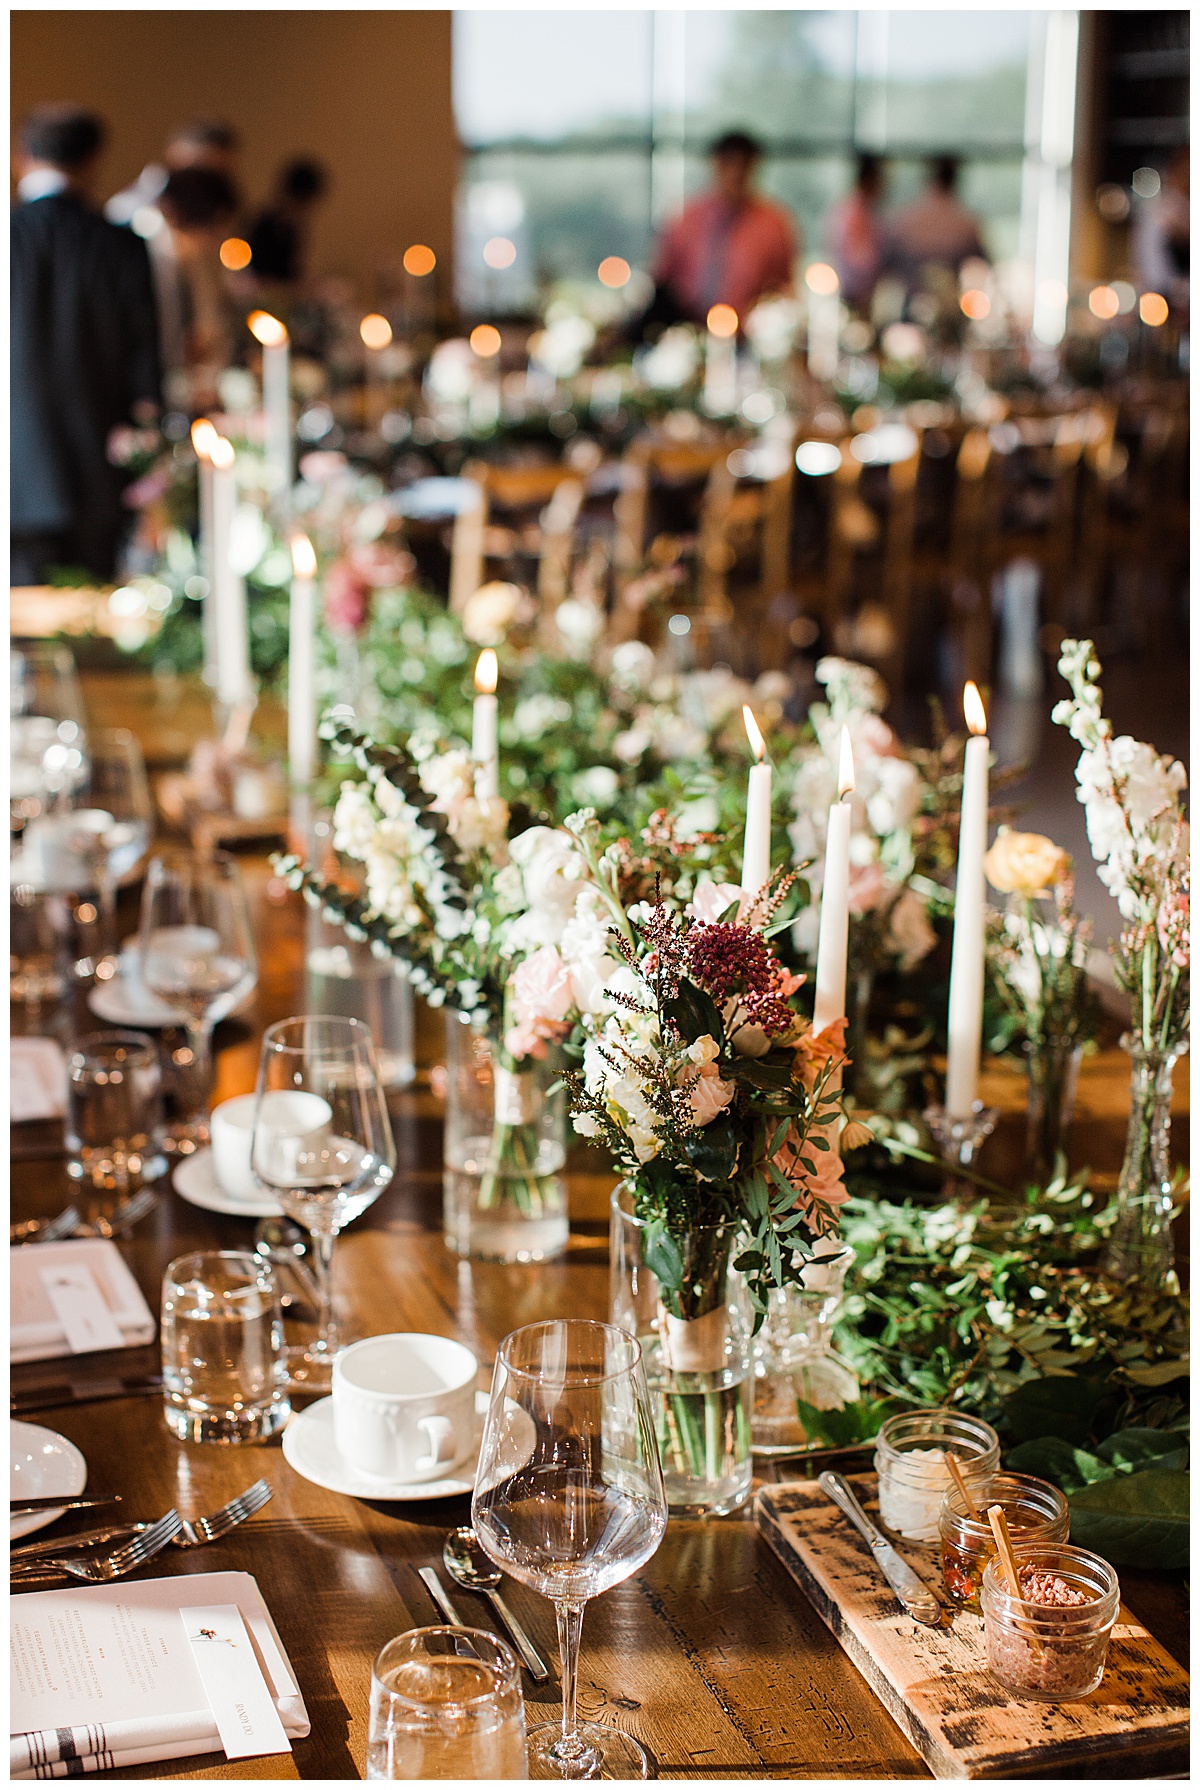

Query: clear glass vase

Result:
[1024,1033,1083,1185]
[1102,1034,1186,1285]
[751,1241,860,1455]
[442,1013,568,1264]
[609,1184,753,1516]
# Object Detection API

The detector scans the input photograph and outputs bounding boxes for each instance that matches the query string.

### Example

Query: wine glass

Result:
[61,729,153,976]
[10,643,89,829]
[139,850,258,1152]
[250,1015,396,1390]
[472,1320,668,1781]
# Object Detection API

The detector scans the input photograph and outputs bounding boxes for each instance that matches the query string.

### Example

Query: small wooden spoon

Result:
[987,1503,1024,1597]
[947,1451,981,1520]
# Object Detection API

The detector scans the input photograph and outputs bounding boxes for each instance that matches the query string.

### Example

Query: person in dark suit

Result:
[246,158,328,288]
[11,105,162,585]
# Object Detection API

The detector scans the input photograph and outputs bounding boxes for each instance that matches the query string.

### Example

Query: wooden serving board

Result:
[756,1478,1189,1780]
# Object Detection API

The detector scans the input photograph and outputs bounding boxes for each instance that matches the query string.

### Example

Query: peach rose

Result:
[984,829,1072,897]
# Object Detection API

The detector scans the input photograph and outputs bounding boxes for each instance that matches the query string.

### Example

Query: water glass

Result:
[10,884,66,1012]
[66,1030,166,1197]
[367,1628,527,1780]
[161,1249,290,1443]
[10,642,89,827]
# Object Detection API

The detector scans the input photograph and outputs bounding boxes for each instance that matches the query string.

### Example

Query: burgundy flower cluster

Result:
[685,922,800,1038]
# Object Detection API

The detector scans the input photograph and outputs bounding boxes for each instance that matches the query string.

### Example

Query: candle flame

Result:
[209,436,235,470]
[291,535,317,579]
[475,648,498,695]
[743,705,766,762]
[190,417,218,459]
[248,310,288,348]
[963,680,988,736]
[707,303,739,339]
[838,725,855,797]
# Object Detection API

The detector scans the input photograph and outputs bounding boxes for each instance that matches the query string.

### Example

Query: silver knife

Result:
[418,1566,472,1628]
[11,1494,122,1517]
[818,1472,944,1627]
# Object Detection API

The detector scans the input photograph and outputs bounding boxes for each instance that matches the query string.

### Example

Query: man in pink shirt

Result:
[652,131,798,327]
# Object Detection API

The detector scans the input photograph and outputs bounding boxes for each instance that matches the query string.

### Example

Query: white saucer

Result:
[89,940,254,1028]
[282,1391,486,1501]
[11,1419,88,1540]
[173,1148,283,1218]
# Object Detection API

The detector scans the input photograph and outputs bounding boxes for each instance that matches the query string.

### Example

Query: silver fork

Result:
[10,1508,182,1585]
[10,1205,82,1246]
[11,1482,272,1567]
[74,1189,159,1238]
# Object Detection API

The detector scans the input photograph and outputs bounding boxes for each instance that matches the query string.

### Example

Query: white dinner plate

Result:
[11,1419,88,1540]
[282,1391,486,1502]
[172,1148,283,1219]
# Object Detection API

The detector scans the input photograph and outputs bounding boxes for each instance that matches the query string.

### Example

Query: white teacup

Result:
[210,1090,332,1203]
[332,1333,478,1484]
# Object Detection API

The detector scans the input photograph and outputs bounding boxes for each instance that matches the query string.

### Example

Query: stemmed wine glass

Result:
[472,1320,668,1781]
[250,1015,396,1390]
[61,729,153,976]
[139,850,258,1151]
[11,642,89,829]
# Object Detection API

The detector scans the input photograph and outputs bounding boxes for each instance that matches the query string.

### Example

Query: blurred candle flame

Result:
[743,705,766,762]
[475,648,498,695]
[963,681,988,736]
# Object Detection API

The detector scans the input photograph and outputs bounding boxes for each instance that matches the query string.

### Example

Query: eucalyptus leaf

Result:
[1067,1468,1190,1570]
[1120,1359,1190,1388]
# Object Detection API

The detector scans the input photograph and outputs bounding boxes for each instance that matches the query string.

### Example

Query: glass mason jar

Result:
[873,1409,1000,1551]
[609,1184,753,1516]
[1103,1035,1186,1285]
[1024,1034,1083,1186]
[939,1471,1070,1609]
[442,1013,568,1264]
[752,1241,860,1455]
[981,1543,1121,1701]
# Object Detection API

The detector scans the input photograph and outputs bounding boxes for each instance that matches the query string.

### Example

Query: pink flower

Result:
[121,470,170,509]
[347,540,416,589]
[504,947,575,1061]
[680,1059,736,1127]
[847,859,889,915]
[299,450,348,484]
[686,881,743,924]
[323,559,372,635]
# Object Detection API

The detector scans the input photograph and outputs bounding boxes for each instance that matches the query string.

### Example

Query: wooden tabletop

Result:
[11,853,1189,1782]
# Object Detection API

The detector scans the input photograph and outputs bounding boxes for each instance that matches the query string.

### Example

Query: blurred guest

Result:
[884,156,987,293]
[650,131,796,326]
[1134,147,1189,315]
[151,167,239,409]
[246,158,329,286]
[827,154,886,313]
[105,118,240,232]
[12,105,160,585]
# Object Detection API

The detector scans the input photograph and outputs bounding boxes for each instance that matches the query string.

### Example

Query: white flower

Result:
[513,692,572,740]
[506,826,590,950]
[886,889,937,970]
[554,599,604,656]
[574,766,620,807]
[609,640,656,691]
[866,757,923,836]
[613,727,651,764]
[686,880,743,924]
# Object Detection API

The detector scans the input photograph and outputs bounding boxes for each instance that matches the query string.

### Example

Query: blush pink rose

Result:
[679,1059,735,1127]
[347,540,417,589]
[847,859,889,915]
[323,559,372,635]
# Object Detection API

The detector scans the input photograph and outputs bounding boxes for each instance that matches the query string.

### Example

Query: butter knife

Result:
[11,1494,121,1517]
[818,1472,944,1627]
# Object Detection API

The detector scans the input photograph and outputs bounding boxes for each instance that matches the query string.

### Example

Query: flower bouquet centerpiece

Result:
[985,829,1101,1185]
[551,814,856,1513]
[1053,640,1190,1283]
[276,710,578,1263]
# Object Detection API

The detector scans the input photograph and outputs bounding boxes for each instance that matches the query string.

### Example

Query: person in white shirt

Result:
[105,118,240,237]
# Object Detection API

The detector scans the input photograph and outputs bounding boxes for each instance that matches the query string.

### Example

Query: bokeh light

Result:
[1139,292,1169,327]
[402,243,436,277]
[1088,285,1120,320]
[360,313,393,349]
[469,323,502,358]
[483,237,517,269]
[598,256,631,288]
[706,303,738,339]
[219,237,252,271]
[805,262,839,296]
[960,289,991,320]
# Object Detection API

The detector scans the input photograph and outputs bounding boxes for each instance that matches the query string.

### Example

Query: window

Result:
[454,11,1049,311]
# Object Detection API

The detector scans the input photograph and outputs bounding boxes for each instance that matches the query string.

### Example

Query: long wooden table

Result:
[11,854,1190,1782]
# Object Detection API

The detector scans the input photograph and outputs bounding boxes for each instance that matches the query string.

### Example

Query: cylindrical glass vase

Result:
[1024,1034,1083,1185]
[442,1014,568,1264]
[1103,1034,1186,1285]
[609,1184,753,1516]
[752,1240,859,1455]
[305,902,415,1090]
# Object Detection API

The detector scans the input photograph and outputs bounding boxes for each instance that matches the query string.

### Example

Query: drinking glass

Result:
[367,1627,527,1780]
[472,1320,668,1781]
[10,643,89,829]
[250,1015,396,1390]
[161,1249,291,1443]
[139,851,257,1152]
[66,1030,166,1198]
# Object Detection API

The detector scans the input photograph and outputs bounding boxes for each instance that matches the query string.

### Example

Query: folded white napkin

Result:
[10,1238,156,1363]
[10,1571,309,1776]
[10,1038,68,1124]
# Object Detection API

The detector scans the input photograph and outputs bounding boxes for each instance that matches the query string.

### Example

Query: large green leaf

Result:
[1006,1437,1113,1489]
[1120,1359,1190,1388]
[681,1118,739,1183]
[662,980,724,1046]
[793,1397,899,1448]
[1094,1428,1189,1472]
[1003,1373,1104,1444]
[1067,1469,1190,1570]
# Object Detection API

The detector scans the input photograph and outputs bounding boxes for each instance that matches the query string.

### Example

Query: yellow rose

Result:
[984,829,1072,896]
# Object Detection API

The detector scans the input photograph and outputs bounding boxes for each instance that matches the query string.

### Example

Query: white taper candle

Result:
[740,705,772,912]
[945,682,991,1116]
[812,726,855,1036]
[472,648,499,800]
[288,534,318,787]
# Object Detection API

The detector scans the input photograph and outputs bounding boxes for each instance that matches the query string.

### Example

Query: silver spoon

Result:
[442,1527,552,1681]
